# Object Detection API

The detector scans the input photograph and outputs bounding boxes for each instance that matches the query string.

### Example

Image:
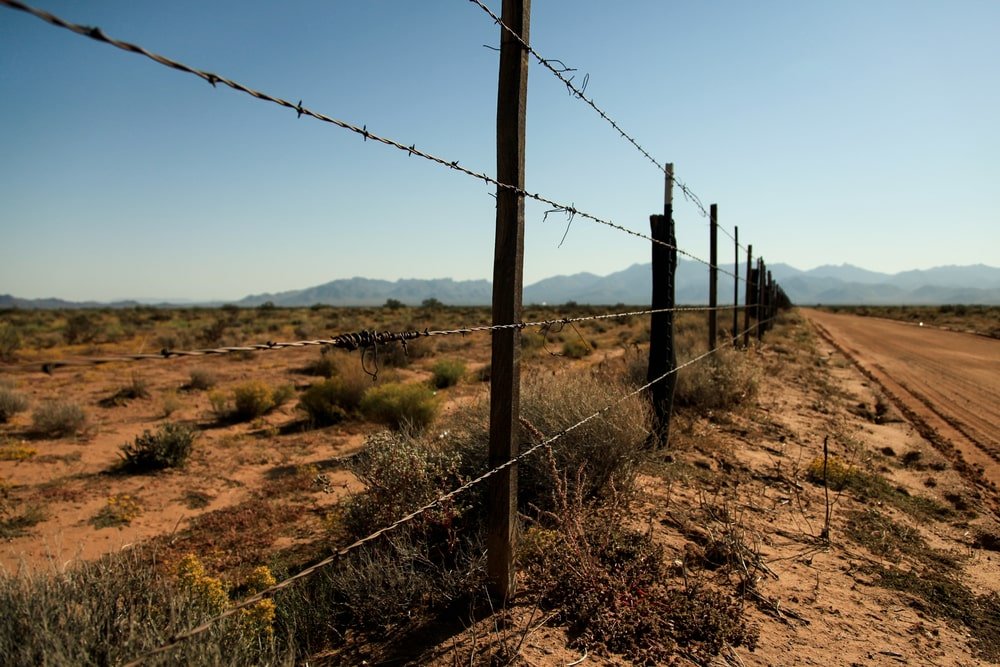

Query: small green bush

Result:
[63,313,100,344]
[30,400,86,438]
[119,423,196,471]
[561,338,591,359]
[0,322,20,362]
[360,382,438,431]
[298,377,365,426]
[0,383,28,423]
[430,359,465,389]
[233,381,273,420]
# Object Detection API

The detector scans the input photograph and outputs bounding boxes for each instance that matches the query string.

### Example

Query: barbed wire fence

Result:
[0,0,790,662]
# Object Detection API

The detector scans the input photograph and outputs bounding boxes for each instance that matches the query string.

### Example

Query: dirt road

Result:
[804,309,1000,488]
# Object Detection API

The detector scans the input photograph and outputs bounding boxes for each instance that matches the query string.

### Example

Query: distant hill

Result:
[3,263,998,308]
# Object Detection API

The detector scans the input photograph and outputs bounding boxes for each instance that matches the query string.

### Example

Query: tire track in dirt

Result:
[803,309,1000,515]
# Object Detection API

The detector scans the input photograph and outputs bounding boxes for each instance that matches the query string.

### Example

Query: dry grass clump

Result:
[0,322,20,361]
[447,370,650,512]
[431,359,466,388]
[0,381,29,423]
[30,400,86,438]
[675,347,760,412]
[185,368,219,391]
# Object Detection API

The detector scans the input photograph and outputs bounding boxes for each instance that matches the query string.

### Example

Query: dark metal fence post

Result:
[756,258,765,342]
[488,0,529,604]
[708,203,718,350]
[732,225,739,348]
[647,164,677,447]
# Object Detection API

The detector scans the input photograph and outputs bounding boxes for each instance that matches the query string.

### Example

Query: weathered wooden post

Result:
[756,258,765,342]
[647,164,677,447]
[732,226,739,348]
[742,244,753,348]
[488,0,529,603]
[708,203,718,350]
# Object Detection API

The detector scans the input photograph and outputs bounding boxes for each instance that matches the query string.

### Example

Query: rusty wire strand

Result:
[2,304,756,374]
[0,0,742,282]
[121,315,774,666]
[467,0,711,218]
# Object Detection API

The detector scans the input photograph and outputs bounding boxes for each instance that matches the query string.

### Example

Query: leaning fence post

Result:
[647,164,677,447]
[487,0,529,604]
[708,203,718,350]
[732,225,739,348]
[743,244,753,348]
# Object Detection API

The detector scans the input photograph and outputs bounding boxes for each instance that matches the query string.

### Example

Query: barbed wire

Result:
[121,315,775,665]
[2,304,756,374]
[0,0,741,282]
[466,0,713,219]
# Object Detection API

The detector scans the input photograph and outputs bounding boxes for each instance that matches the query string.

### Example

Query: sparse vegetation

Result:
[675,347,759,412]
[0,382,29,423]
[186,368,219,391]
[30,400,86,438]
[430,358,465,388]
[360,382,438,431]
[212,380,295,422]
[119,422,196,472]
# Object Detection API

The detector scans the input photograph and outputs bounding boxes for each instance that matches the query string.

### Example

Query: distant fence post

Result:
[732,225,739,348]
[766,269,774,330]
[647,164,677,447]
[708,203,718,350]
[756,258,765,342]
[487,0,529,604]
[743,244,753,348]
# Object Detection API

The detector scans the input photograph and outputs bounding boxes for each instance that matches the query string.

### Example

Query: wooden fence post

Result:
[732,225,739,348]
[742,244,753,348]
[756,258,765,342]
[647,164,677,447]
[487,0,529,604]
[708,203,718,350]
[766,269,774,330]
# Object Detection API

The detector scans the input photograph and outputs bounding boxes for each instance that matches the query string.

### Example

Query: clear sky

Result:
[1,1,997,302]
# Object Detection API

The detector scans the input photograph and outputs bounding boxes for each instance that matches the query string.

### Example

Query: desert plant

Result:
[431,359,466,389]
[0,383,28,423]
[99,374,150,407]
[298,378,362,426]
[0,322,20,361]
[561,337,592,359]
[30,400,86,438]
[226,380,293,422]
[186,368,219,391]
[119,422,196,471]
[63,312,99,344]
[675,347,759,412]
[360,382,438,431]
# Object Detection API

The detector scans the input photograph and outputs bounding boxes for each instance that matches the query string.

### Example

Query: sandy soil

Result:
[804,309,1000,495]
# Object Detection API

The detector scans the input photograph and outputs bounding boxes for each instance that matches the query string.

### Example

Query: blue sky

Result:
[1,1,997,301]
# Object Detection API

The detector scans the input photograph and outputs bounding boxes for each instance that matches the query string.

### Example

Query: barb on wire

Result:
[1,0,738,279]
[2,305,756,374]
[123,314,776,666]
[466,0,710,218]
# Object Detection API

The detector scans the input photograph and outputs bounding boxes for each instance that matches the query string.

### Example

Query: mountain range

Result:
[2,263,998,309]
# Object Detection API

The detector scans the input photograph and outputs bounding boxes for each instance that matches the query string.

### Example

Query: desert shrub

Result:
[0,383,28,423]
[63,312,99,344]
[360,383,438,431]
[30,400,86,438]
[0,322,20,361]
[99,374,150,407]
[447,371,650,512]
[376,341,411,368]
[0,548,285,665]
[431,359,465,388]
[298,377,363,426]
[273,431,485,641]
[119,422,196,471]
[343,430,463,538]
[562,338,592,359]
[218,380,294,422]
[674,347,759,412]
[303,349,338,378]
[186,368,219,390]
[521,502,758,664]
